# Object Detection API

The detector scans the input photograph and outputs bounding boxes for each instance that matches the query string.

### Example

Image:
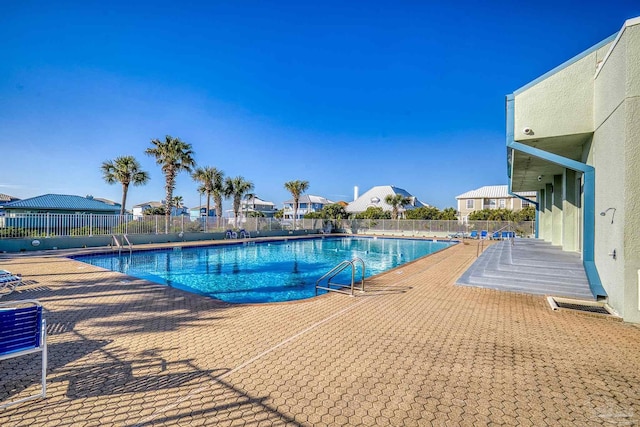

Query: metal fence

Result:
[0,213,535,239]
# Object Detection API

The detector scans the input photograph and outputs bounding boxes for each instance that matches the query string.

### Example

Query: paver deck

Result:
[1,239,639,426]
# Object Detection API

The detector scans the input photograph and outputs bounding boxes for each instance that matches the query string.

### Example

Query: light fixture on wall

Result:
[537,175,543,182]
[600,207,616,224]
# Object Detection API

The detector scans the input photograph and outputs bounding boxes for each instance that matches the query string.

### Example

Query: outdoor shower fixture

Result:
[600,207,616,224]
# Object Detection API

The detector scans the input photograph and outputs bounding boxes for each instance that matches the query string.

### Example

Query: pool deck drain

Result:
[1,239,639,426]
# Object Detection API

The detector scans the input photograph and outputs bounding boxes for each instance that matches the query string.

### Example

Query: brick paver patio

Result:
[1,239,639,426]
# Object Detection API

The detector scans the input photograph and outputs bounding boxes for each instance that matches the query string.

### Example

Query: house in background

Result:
[0,194,21,205]
[0,194,21,218]
[456,185,536,222]
[242,196,277,218]
[283,195,334,220]
[132,201,188,219]
[0,194,121,230]
[132,201,164,219]
[189,205,216,220]
[506,17,640,322]
[0,194,121,215]
[345,185,428,217]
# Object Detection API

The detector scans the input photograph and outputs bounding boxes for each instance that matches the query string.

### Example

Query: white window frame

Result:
[466,199,474,209]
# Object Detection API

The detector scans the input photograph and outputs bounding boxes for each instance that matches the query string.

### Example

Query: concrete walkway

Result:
[457,239,594,300]
[1,240,639,426]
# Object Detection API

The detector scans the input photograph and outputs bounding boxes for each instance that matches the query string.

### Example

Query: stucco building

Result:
[456,185,536,222]
[507,17,640,322]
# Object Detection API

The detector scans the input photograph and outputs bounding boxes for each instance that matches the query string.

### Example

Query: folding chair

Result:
[0,299,47,409]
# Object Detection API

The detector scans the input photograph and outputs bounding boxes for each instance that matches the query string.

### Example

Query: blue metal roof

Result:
[0,194,121,212]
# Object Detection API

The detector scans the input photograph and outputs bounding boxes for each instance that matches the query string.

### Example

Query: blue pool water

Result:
[73,237,454,303]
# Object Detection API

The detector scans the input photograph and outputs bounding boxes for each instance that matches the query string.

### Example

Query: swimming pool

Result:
[73,237,454,303]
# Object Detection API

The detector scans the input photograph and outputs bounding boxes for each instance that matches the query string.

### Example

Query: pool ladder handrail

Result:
[111,234,133,255]
[315,257,365,297]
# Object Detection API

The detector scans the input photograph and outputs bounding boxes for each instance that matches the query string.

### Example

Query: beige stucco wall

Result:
[594,35,626,128]
[514,49,605,140]
[622,95,640,322]
[591,22,640,322]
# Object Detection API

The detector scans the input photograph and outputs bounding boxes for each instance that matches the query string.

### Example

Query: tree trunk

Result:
[214,193,223,228]
[234,196,240,228]
[120,183,129,216]
[293,199,299,229]
[165,169,176,234]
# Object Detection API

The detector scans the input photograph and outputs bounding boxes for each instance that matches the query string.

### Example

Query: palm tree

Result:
[385,194,412,220]
[145,135,196,232]
[172,196,184,213]
[100,156,150,215]
[207,168,226,224]
[284,180,309,229]
[192,166,220,217]
[224,176,254,228]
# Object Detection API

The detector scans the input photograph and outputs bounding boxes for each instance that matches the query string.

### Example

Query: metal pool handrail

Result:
[315,257,365,297]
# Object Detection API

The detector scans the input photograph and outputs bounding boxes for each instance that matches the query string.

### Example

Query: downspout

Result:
[505,95,606,300]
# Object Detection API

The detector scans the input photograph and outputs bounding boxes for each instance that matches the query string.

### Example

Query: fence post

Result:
[46,213,50,238]
[155,216,158,235]
[181,216,184,233]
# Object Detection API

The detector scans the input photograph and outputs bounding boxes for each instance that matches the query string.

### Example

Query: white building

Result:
[283,195,334,220]
[132,201,188,218]
[346,185,427,217]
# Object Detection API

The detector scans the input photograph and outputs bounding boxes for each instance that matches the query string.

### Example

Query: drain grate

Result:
[555,302,611,315]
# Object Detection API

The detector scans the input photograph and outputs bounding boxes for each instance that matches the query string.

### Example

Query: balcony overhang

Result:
[508,133,591,192]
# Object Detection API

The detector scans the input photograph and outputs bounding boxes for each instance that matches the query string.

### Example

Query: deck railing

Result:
[0,213,535,240]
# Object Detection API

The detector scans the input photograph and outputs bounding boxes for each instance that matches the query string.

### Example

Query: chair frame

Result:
[0,299,47,409]
[0,270,23,299]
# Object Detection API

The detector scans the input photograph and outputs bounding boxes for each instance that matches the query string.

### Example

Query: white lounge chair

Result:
[0,270,23,298]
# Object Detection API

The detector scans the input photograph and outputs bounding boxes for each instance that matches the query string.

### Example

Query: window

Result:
[499,199,506,208]
[489,199,497,208]
[521,199,530,208]
[466,199,474,209]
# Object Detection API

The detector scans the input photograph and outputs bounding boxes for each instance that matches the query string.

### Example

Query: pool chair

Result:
[502,231,515,239]
[491,231,500,240]
[0,299,47,409]
[469,230,478,239]
[480,230,488,240]
[0,270,23,299]
[239,229,251,239]
[225,230,238,239]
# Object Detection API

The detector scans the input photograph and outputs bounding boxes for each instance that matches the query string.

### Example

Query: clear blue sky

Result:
[1,1,639,212]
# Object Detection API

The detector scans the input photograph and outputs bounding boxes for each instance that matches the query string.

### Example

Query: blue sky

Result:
[1,1,639,212]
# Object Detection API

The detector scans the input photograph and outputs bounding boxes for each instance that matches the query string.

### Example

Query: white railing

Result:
[0,213,535,240]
